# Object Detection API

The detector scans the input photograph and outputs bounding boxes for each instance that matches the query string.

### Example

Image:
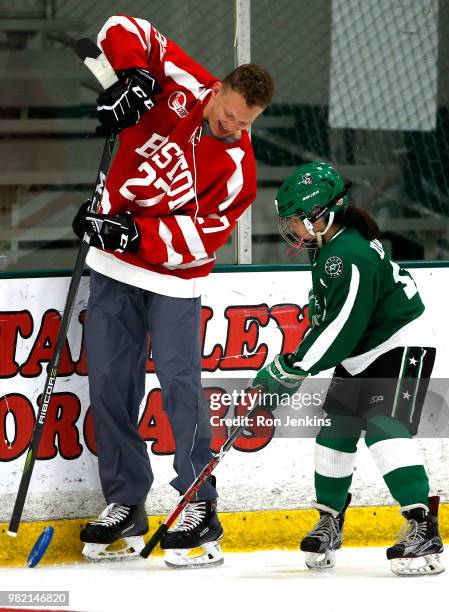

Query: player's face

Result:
[289,216,326,242]
[204,83,264,139]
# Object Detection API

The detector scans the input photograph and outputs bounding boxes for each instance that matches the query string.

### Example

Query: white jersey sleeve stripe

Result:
[164,61,205,99]
[159,219,183,265]
[199,214,231,234]
[219,148,245,212]
[163,256,215,270]
[294,263,360,371]
[133,17,152,52]
[97,15,150,55]
[175,216,208,261]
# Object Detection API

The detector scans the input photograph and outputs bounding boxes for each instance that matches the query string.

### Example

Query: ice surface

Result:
[0,547,447,612]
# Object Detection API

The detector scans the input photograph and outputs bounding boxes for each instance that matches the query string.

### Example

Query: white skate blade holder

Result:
[165,541,224,569]
[390,553,445,576]
[305,550,336,570]
[82,536,145,561]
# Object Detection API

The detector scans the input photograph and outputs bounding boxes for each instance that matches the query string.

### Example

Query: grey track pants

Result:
[85,270,216,505]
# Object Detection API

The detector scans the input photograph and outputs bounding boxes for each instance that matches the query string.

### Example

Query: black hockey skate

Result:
[387,496,444,576]
[80,503,148,561]
[160,499,224,569]
[300,493,352,569]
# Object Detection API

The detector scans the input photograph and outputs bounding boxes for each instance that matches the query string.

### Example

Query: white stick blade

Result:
[74,38,118,89]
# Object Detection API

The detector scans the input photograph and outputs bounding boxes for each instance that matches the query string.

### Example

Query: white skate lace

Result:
[171,502,206,533]
[309,514,339,543]
[88,503,130,527]
[395,519,427,546]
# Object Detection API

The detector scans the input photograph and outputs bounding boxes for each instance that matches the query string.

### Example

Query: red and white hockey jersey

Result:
[86,15,257,298]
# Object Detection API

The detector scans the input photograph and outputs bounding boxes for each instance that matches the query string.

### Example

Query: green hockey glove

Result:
[253,353,308,397]
[308,289,324,328]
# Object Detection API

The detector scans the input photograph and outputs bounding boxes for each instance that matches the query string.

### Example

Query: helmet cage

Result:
[277,181,351,251]
[278,214,320,251]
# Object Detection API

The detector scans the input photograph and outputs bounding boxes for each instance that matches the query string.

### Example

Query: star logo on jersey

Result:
[324,256,344,278]
[409,357,418,366]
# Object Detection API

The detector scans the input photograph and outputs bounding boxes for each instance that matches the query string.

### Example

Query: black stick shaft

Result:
[140,390,261,558]
[8,135,115,536]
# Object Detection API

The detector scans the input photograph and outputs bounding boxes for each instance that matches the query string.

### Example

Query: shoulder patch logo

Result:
[325,256,344,277]
[168,91,189,118]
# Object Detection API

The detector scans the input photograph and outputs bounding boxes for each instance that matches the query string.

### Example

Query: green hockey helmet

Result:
[275,162,351,249]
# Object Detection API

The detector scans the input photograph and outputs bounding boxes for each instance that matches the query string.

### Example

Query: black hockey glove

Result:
[72,200,141,254]
[96,67,161,136]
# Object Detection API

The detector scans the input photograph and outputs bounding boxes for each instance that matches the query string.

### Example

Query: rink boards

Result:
[0,265,448,564]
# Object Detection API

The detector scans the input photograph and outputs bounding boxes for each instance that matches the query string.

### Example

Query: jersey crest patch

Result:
[325,256,343,277]
[168,91,188,118]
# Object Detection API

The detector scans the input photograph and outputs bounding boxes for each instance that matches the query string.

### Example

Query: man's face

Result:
[204,82,265,139]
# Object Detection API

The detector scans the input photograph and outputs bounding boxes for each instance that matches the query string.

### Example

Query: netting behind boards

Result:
[251,0,449,262]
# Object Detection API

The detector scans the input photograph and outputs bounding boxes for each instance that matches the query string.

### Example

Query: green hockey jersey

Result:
[293,227,424,375]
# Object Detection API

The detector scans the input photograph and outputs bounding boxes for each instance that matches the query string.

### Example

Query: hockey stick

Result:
[8,39,118,536]
[140,388,262,558]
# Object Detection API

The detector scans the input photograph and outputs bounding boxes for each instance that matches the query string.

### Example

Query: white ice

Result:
[0,547,447,612]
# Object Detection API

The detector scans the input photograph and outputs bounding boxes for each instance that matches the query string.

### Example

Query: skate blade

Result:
[164,541,224,569]
[390,553,445,576]
[304,550,336,570]
[82,536,145,561]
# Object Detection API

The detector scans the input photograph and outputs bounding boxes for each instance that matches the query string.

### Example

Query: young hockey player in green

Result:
[254,162,444,576]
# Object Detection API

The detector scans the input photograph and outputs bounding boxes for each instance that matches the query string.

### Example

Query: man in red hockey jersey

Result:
[72,14,274,567]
